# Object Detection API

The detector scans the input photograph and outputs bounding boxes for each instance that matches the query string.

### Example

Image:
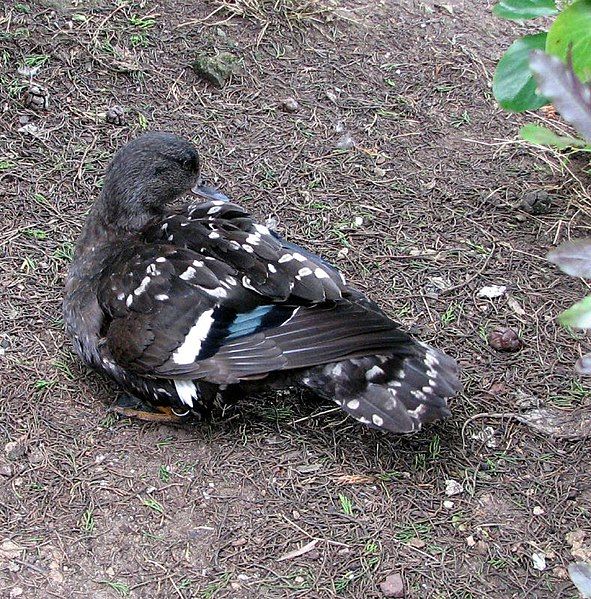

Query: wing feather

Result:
[98,202,407,385]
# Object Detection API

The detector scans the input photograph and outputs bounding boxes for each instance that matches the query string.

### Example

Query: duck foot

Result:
[111,394,191,423]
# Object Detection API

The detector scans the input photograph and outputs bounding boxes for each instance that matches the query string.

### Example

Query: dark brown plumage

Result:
[63,132,461,433]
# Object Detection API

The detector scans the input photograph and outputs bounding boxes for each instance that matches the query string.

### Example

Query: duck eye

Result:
[181,158,192,170]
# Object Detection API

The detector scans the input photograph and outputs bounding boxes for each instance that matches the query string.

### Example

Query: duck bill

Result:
[190,182,231,203]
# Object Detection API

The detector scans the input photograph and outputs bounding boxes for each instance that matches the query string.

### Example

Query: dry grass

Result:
[211,0,336,25]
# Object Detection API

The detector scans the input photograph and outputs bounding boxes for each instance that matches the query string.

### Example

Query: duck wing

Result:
[97,202,410,385]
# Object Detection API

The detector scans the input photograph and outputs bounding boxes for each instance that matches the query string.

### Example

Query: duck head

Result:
[98,132,201,231]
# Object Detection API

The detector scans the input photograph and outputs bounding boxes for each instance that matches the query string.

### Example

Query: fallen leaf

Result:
[335,474,375,485]
[507,296,526,316]
[515,408,591,440]
[566,530,591,561]
[277,539,319,562]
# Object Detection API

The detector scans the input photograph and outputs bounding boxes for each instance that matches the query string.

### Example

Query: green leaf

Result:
[559,295,591,328]
[546,0,591,82]
[493,33,549,111]
[520,124,589,148]
[493,0,557,20]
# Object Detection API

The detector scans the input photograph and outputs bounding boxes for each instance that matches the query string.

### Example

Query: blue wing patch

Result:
[226,305,275,340]
[196,304,299,361]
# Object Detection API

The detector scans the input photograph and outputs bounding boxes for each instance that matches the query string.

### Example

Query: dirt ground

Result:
[1,0,590,597]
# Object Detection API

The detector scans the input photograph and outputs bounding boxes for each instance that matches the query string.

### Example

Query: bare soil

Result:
[1,0,590,597]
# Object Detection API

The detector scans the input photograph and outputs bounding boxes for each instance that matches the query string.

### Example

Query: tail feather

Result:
[299,341,461,434]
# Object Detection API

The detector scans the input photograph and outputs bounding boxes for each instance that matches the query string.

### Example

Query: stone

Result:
[531,552,547,571]
[488,327,522,352]
[281,97,299,112]
[380,572,404,597]
[474,540,489,555]
[444,479,464,496]
[192,52,240,88]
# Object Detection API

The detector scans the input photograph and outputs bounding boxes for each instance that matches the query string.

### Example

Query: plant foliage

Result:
[529,54,591,329]
[492,0,591,113]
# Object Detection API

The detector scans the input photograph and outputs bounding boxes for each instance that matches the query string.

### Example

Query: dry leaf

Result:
[515,408,591,440]
[277,539,319,562]
[335,474,375,485]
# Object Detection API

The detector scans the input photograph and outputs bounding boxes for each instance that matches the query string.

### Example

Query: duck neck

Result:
[95,191,158,233]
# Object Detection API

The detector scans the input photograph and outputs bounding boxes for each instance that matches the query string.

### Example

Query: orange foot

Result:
[111,394,191,423]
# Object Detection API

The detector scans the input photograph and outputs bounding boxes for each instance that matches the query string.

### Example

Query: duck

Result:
[63,132,461,433]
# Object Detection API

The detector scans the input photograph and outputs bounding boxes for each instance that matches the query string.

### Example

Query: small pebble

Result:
[444,478,464,496]
[552,565,569,579]
[0,540,22,560]
[17,123,39,135]
[443,500,454,509]
[4,440,27,461]
[280,97,299,113]
[379,572,404,597]
[532,552,547,571]
[488,327,522,352]
[533,506,544,516]
[326,89,338,103]
[265,215,279,231]
[192,52,240,87]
